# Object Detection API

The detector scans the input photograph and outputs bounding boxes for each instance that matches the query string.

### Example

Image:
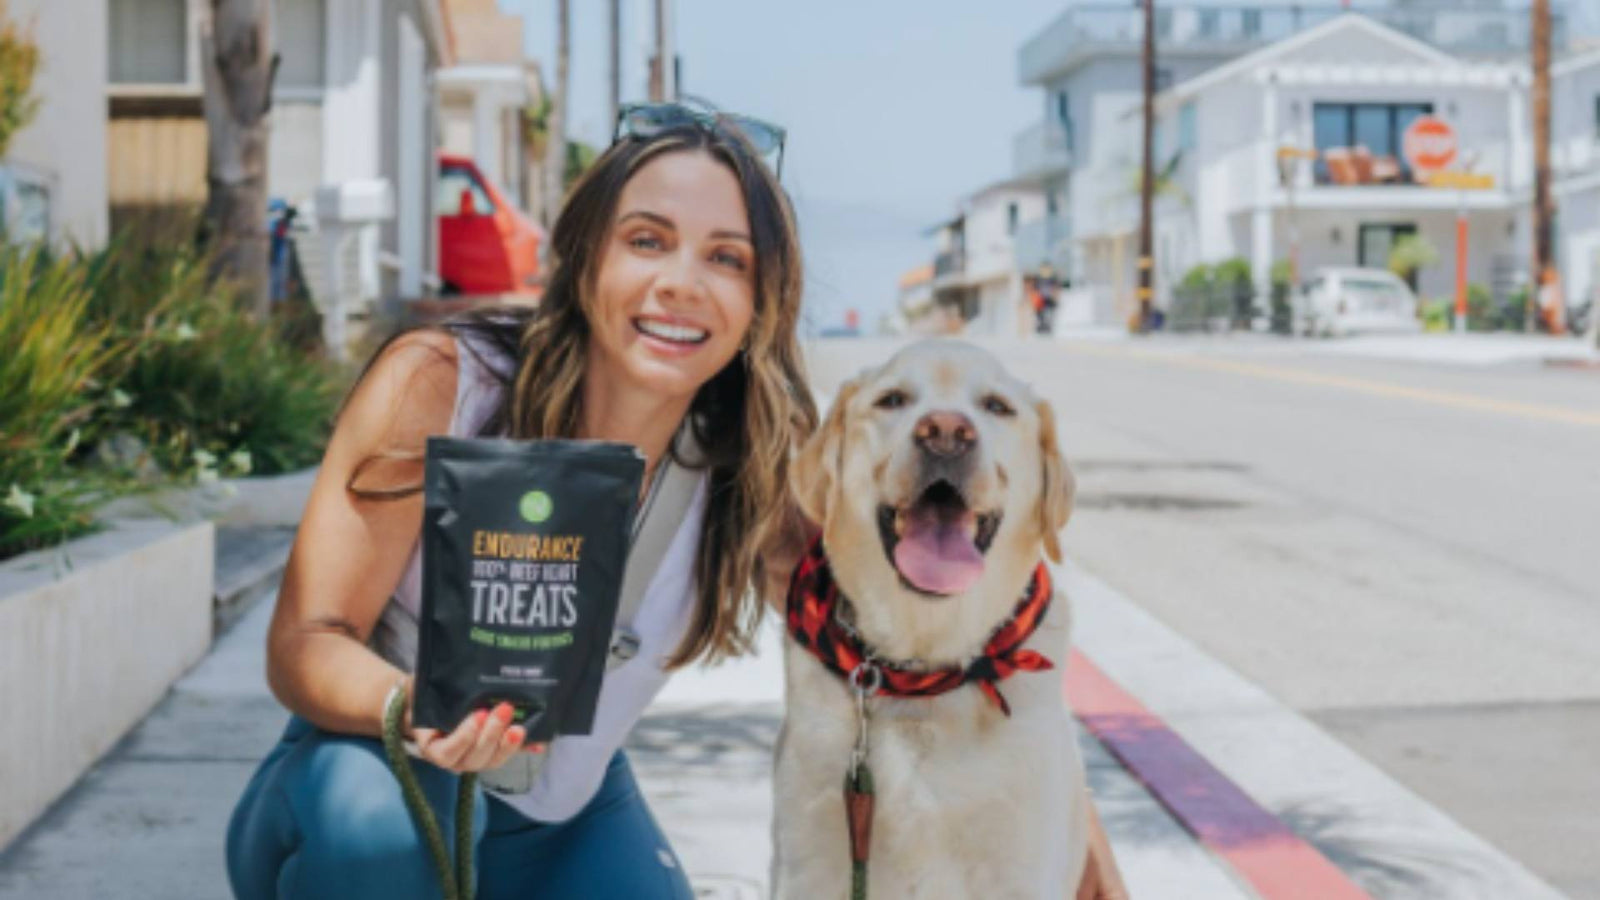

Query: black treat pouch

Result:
[413,437,645,743]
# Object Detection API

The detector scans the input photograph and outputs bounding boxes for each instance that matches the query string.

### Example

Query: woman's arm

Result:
[264,330,533,771]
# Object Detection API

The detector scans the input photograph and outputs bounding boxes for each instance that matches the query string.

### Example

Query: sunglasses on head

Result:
[612,102,787,179]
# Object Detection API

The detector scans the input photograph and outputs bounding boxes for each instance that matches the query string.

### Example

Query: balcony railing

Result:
[1013,216,1074,275]
[1013,121,1073,180]
[1018,4,1568,84]
[933,249,966,280]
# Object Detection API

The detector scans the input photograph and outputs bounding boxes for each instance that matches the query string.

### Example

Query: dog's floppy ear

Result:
[1034,396,1075,564]
[792,377,861,530]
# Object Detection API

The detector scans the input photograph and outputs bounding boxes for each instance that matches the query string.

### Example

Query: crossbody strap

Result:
[607,432,702,667]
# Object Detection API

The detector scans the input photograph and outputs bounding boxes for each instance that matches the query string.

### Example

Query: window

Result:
[0,165,52,244]
[1155,68,1173,92]
[1198,9,1220,39]
[1055,91,1075,155]
[1357,223,1418,285]
[275,0,327,90]
[1007,202,1019,236]
[1313,102,1433,184]
[1046,192,1058,217]
[1242,9,1262,38]
[437,166,494,216]
[1178,102,1197,153]
[109,0,187,84]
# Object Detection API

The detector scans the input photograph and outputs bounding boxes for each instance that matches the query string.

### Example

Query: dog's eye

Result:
[873,389,909,410]
[981,395,1015,417]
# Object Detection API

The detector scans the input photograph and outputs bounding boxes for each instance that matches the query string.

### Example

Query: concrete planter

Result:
[0,519,215,850]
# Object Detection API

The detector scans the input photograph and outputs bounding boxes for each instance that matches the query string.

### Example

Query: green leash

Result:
[381,687,479,900]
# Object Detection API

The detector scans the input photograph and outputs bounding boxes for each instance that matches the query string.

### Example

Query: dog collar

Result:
[785,537,1055,716]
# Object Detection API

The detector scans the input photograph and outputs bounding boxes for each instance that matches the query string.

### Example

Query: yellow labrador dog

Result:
[772,340,1089,899]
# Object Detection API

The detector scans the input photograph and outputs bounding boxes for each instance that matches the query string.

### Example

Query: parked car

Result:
[1299,267,1422,337]
[437,153,545,296]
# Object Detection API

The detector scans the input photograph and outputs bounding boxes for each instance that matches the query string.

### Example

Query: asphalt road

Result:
[807,335,1600,899]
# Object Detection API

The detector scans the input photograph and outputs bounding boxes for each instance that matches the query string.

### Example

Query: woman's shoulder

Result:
[336,329,462,458]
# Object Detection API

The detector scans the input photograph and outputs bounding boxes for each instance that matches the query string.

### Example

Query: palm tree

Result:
[200,0,275,319]
[542,0,570,237]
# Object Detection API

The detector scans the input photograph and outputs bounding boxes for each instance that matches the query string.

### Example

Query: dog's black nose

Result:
[914,410,977,457]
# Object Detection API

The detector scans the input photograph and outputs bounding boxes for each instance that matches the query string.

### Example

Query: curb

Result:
[1060,559,1568,900]
[212,526,296,635]
[1069,650,1370,899]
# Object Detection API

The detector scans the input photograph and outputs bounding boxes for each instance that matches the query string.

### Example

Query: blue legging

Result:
[226,716,694,899]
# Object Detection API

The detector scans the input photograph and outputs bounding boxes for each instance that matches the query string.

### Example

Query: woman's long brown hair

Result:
[343,124,816,668]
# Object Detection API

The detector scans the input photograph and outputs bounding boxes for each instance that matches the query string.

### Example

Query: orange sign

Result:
[1403,117,1457,174]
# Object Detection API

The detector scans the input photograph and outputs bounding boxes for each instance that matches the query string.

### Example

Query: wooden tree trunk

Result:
[200,0,276,320]
[542,0,569,235]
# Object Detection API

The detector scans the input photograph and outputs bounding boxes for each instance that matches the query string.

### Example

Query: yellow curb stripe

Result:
[1072,345,1600,427]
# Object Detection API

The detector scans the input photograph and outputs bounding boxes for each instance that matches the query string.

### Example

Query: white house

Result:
[4,0,109,247]
[1123,14,1600,317]
[922,179,1046,337]
[106,0,454,304]
[1007,2,1579,325]
[1135,16,1533,308]
[1551,49,1600,309]
[438,0,543,217]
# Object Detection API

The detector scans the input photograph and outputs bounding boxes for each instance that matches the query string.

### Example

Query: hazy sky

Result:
[515,0,1068,332]
[513,1,1600,332]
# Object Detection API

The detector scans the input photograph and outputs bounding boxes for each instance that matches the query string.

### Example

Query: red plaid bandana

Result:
[785,537,1056,716]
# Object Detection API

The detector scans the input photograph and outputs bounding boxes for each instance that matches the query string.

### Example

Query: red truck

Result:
[437,153,545,296]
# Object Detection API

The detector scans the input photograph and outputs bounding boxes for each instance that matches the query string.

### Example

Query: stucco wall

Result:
[7,0,110,247]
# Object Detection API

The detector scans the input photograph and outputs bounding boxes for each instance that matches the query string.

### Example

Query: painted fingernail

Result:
[504,727,525,746]
[494,703,514,724]
[527,743,546,754]
[474,709,488,726]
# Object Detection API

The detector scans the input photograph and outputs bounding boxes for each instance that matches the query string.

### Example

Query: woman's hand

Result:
[411,701,548,774]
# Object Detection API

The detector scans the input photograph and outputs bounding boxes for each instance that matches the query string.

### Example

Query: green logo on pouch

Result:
[520,490,553,523]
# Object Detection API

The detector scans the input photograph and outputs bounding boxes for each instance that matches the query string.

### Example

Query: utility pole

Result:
[1529,0,1556,332]
[608,0,620,128]
[649,0,666,102]
[542,0,569,232]
[1136,0,1156,332]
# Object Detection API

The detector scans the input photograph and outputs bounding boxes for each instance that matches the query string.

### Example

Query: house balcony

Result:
[1014,216,1074,275]
[1013,121,1073,181]
[1018,3,1568,86]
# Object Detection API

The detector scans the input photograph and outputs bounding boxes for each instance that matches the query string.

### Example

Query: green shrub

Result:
[1179,263,1214,291]
[84,239,344,479]
[1215,257,1253,289]
[1421,298,1452,332]
[0,248,119,560]
[1388,234,1438,283]
[0,0,40,160]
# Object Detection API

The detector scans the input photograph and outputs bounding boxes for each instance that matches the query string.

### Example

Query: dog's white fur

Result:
[772,340,1089,899]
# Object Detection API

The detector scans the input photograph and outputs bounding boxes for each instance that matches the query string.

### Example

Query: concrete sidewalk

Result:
[0,554,1567,898]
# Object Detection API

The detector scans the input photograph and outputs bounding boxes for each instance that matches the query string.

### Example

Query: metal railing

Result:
[1019,4,1567,84]
[1013,215,1073,275]
[1013,121,1073,179]
[933,249,966,280]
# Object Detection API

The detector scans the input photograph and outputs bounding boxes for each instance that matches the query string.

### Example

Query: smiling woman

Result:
[224,108,818,900]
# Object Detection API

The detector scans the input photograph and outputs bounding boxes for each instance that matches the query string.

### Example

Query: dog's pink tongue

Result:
[892,507,984,595]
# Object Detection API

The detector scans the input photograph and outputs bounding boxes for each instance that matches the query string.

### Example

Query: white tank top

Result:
[370,331,707,821]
